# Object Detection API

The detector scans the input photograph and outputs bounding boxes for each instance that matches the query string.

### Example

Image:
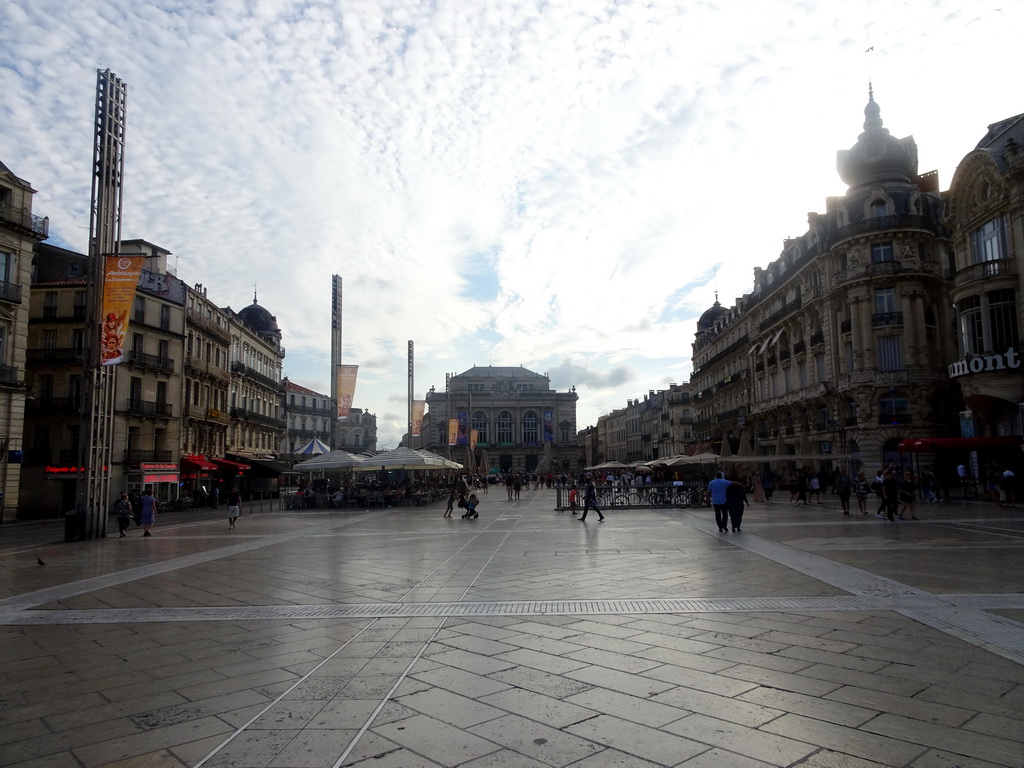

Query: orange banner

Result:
[448,418,459,446]
[470,429,478,451]
[336,365,358,420]
[100,255,146,366]
[412,400,426,436]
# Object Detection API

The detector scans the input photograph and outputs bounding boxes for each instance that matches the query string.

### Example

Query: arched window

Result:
[522,411,539,444]
[471,410,489,443]
[496,410,514,443]
[871,199,888,218]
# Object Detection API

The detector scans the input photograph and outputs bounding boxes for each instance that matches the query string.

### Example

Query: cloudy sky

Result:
[2,1,1020,448]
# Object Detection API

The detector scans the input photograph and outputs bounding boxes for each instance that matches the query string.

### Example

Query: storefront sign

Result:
[948,347,1021,378]
[142,472,179,483]
[140,462,178,472]
[45,465,108,475]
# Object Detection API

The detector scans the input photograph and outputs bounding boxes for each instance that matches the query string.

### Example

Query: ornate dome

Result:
[238,299,280,335]
[836,90,918,188]
[696,298,725,332]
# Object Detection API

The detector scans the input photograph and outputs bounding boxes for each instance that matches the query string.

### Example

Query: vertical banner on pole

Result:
[456,412,468,445]
[470,429,478,451]
[411,400,425,436]
[448,419,459,446]
[336,365,358,420]
[100,255,145,366]
[543,410,554,443]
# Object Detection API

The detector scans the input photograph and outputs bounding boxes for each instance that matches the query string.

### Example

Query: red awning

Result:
[213,458,251,471]
[898,437,1023,453]
[181,456,219,471]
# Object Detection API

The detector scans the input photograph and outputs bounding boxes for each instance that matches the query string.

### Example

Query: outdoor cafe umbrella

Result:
[294,436,331,456]
[352,447,463,472]
[292,450,365,471]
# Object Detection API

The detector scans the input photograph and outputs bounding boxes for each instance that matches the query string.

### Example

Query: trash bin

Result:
[64,509,85,542]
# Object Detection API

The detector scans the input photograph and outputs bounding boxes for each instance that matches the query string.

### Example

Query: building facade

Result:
[423,365,578,474]
[691,94,958,474]
[224,298,286,491]
[22,240,186,516]
[0,161,48,521]
[944,113,1024,442]
[282,379,334,453]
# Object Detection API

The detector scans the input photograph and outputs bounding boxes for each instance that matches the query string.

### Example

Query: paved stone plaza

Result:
[1,489,1023,768]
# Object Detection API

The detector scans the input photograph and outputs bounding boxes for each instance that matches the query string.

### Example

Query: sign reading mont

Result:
[948,347,1021,378]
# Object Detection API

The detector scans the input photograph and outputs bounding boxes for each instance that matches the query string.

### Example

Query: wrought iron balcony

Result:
[0,364,22,385]
[0,279,22,304]
[124,449,174,463]
[26,347,86,365]
[872,311,904,328]
[128,398,173,418]
[127,350,175,373]
[0,199,49,238]
[26,396,81,412]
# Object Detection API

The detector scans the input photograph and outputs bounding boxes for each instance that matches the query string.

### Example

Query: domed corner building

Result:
[223,294,287,494]
[421,365,580,476]
[690,89,963,476]
[942,111,1024,455]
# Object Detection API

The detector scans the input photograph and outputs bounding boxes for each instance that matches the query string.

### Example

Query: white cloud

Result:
[1,0,1021,448]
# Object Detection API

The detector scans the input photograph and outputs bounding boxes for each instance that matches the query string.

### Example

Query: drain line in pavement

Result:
[330,486,531,767]
[193,617,382,768]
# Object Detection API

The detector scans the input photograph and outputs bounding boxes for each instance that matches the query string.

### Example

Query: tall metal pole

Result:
[331,275,342,450]
[407,341,413,448]
[76,69,127,539]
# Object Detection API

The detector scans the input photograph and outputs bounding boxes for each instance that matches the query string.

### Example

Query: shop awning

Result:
[898,437,1023,453]
[181,456,219,471]
[245,458,297,475]
[213,457,251,471]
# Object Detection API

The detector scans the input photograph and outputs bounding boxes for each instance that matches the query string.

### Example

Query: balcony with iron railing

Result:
[124,449,174,464]
[26,347,86,365]
[0,280,22,304]
[41,305,88,321]
[231,405,285,428]
[827,214,931,247]
[127,399,173,418]
[759,296,803,331]
[127,350,175,373]
[186,307,232,342]
[231,361,280,389]
[0,363,22,386]
[0,199,49,238]
[871,311,904,328]
[26,396,81,413]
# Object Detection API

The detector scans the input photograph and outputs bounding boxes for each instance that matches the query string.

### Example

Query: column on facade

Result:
[900,289,917,363]
[858,293,874,370]
[847,294,863,370]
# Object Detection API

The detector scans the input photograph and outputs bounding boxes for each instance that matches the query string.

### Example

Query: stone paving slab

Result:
[1,490,1023,767]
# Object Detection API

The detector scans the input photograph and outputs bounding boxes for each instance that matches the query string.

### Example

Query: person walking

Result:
[725,480,749,532]
[708,471,732,532]
[140,487,157,537]
[567,486,578,515]
[443,490,456,518]
[227,487,241,529]
[751,472,765,503]
[579,477,604,522]
[880,470,899,521]
[898,471,918,520]
[762,470,775,502]
[852,470,871,515]
[834,471,852,515]
[114,492,133,537]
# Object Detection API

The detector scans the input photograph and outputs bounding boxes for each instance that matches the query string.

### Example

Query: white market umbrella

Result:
[292,449,365,471]
[352,447,463,472]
